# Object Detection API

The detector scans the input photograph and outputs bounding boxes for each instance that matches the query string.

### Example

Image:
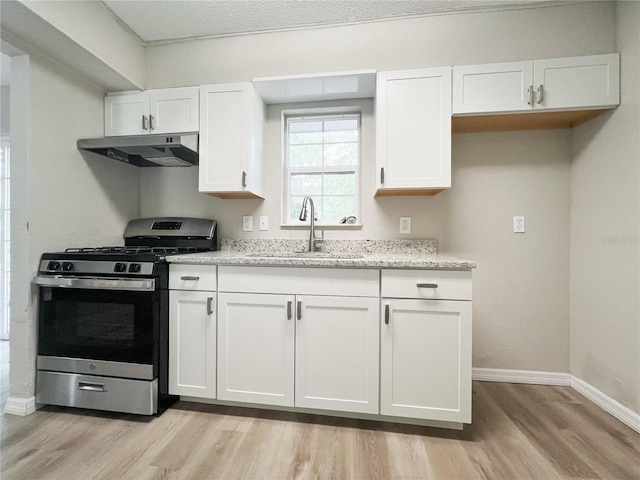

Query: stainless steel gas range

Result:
[34,217,217,415]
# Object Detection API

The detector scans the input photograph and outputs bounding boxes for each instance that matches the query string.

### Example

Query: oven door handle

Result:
[33,275,156,292]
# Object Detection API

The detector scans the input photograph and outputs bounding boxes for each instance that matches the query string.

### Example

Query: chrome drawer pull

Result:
[416,283,438,288]
[297,301,302,320]
[180,276,200,281]
[287,301,292,320]
[78,382,106,392]
[206,297,214,315]
[384,304,390,325]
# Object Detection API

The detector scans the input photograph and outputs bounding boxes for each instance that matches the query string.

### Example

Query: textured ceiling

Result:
[103,0,561,44]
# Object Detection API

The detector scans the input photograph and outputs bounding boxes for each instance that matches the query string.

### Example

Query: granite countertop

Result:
[166,239,476,270]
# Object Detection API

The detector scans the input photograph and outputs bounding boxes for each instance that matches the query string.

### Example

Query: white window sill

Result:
[280,223,362,230]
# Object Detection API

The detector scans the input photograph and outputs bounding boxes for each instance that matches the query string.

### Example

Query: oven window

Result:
[38,287,158,365]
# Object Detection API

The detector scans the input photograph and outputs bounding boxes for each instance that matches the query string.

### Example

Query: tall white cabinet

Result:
[375,67,452,195]
[198,83,265,199]
[168,265,217,398]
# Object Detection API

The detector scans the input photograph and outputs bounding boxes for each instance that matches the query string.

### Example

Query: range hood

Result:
[77,134,198,167]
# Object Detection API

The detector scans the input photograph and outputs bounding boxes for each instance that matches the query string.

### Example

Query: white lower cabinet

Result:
[169,290,216,398]
[169,264,217,398]
[217,266,380,415]
[380,269,472,424]
[217,292,295,406]
[295,295,379,414]
[170,264,473,427]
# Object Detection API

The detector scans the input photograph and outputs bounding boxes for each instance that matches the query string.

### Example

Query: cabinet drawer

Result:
[219,266,378,297]
[381,269,471,300]
[170,264,217,291]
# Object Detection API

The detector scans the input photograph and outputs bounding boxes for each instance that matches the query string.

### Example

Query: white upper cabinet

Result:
[375,67,452,196]
[104,87,199,136]
[453,53,620,115]
[199,83,265,199]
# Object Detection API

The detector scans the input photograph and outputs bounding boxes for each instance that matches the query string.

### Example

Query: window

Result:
[283,112,360,225]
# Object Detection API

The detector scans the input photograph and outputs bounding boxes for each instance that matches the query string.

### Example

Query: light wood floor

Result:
[2,381,638,480]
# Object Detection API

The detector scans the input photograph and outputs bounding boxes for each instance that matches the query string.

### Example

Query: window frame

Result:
[281,107,362,227]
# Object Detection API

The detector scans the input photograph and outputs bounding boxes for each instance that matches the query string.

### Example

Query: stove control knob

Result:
[114,263,127,273]
[47,261,61,271]
[128,263,141,273]
[62,262,74,271]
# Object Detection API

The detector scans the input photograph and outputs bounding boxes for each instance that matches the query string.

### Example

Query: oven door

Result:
[35,275,160,380]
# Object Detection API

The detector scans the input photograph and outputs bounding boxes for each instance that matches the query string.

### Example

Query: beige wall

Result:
[8,49,140,401]
[570,2,640,413]
[138,3,615,375]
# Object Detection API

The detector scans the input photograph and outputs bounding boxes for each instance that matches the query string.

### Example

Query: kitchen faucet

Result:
[298,196,323,252]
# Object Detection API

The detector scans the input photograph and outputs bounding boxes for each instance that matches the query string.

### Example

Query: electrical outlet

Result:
[242,215,253,232]
[399,216,411,234]
[513,216,525,233]
[259,216,268,231]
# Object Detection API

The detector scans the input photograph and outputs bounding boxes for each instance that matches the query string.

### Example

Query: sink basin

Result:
[248,251,363,259]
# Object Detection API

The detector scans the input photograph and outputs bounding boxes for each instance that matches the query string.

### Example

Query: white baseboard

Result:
[4,396,36,416]
[473,367,571,386]
[571,376,640,433]
[473,368,640,434]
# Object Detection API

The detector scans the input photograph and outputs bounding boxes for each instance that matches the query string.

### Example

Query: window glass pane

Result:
[323,172,355,196]
[290,173,322,196]
[290,121,323,145]
[322,196,356,222]
[324,119,358,143]
[290,144,322,167]
[324,143,357,166]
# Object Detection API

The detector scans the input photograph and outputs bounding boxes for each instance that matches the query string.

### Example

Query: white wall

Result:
[8,49,140,402]
[1,86,9,134]
[17,0,145,88]
[140,2,616,375]
[570,2,640,413]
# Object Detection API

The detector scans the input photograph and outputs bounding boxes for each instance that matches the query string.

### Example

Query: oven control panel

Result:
[40,259,155,276]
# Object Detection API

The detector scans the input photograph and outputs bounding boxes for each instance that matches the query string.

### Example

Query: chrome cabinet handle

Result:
[149,114,155,130]
[297,301,302,320]
[142,115,148,130]
[242,171,247,188]
[180,276,200,281]
[78,382,106,392]
[417,283,438,288]
[380,167,385,184]
[206,297,213,315]
[384,304,390,325]
[536,84,544,104]
[287,301,292,320]
[526,85,534,106]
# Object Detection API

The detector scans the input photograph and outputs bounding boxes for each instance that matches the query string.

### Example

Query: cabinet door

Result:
[375,67,451,193]
[295,295,379,414]
[148,87,199,134]
[217,292,295,406]
[533,54,620,110]
[452,61,534,114]
[381,298,471,423]
[199,83,264,198]
[104,92,148,136]
[169,290,216,398]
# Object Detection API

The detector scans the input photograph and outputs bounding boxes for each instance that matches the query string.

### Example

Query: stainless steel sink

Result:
[247,251,363,259]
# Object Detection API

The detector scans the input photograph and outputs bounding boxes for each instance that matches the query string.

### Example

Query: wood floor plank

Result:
[2,382,638,480]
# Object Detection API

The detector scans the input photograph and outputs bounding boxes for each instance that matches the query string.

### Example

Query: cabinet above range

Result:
[104,87,199,137]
